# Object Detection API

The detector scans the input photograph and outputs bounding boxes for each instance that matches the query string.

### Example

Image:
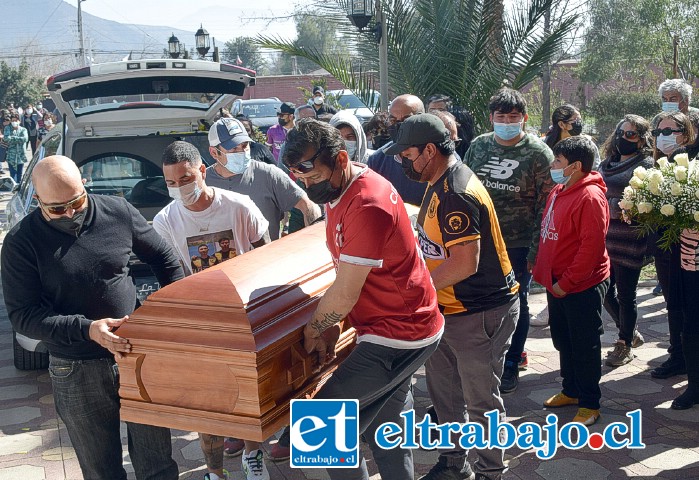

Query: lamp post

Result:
[168,33,182,59]
[194,24,220,62]
[345,0,389,111]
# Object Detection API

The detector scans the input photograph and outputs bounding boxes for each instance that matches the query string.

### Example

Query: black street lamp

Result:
[346,0,375,31]
[168,33,182,59]
[195,24,210,57]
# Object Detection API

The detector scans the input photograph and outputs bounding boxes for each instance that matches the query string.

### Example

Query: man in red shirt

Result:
[282,119,444,480]
[533,136,610,426]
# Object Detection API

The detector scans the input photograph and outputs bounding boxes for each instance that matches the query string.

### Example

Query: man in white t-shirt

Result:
[152,141,270,480]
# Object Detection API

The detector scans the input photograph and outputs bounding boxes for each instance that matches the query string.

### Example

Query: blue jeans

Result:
[504,247,531,365]
[48,356,178,480]
[8,163,23,184]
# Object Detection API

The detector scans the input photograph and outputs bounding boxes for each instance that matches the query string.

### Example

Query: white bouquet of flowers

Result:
[619,153,699,250]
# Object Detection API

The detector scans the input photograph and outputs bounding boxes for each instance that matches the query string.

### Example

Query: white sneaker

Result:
[530,309,549,327]
[242,449,270,480]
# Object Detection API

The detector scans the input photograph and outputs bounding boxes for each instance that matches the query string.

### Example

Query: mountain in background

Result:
[0,0,196,74]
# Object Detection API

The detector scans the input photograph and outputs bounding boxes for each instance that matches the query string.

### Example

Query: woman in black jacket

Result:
[599,115,654,367]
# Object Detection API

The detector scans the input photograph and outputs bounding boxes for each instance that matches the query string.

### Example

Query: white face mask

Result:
[345,140,357,159]
[167,180,202,206]
[37,104,42,110]
[26,108,33,115]
[11,121,19,128]
[313,96,324,105]
[656,134,679,155]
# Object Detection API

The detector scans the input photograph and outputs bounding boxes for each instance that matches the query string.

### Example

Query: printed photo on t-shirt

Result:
[187,229,236,273]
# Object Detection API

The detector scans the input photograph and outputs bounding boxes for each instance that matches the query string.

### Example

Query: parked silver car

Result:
[6,58,254,369]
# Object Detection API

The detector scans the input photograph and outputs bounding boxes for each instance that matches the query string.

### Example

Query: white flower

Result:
[637,202,653,214]
[647,170,663,184]
[675,153,690,168]
[629,176,644,189]
[623,186,635,199]
[675,166,688,181]
[633,166,647,180]
[660,204,676,216]
[649,183,662,195]
[657,157,669,169]
[695,211,699,222]
[695,189,699,200]
[670,182,683,196]
[619,199,634,210]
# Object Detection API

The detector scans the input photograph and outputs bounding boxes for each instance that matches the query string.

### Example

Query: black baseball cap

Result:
[385,114,450,155]
[277,102,295,115]
[312,86,325,95]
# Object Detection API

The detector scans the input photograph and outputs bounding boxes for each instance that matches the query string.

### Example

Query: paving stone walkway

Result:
[0,179,697,478]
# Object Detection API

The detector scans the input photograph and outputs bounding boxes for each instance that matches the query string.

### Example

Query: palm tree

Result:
[258,0,579,134]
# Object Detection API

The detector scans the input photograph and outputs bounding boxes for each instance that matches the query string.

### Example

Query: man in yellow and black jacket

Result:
[387,114,519,480]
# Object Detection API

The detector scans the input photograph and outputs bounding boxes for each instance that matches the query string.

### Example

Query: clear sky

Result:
[61,0,311,43]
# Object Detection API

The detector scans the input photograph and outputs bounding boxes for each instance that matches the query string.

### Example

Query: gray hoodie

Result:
[329,110,373,164]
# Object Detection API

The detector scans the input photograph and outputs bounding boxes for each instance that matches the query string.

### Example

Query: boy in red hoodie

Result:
[533,136,610,426]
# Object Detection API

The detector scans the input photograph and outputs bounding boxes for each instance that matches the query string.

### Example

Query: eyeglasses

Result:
[651,127,684,137]
[38,191,87,215]
[285,146,326,174]
[616,129,640,140]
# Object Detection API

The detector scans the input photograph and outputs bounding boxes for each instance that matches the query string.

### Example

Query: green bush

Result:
[585,91,660,147]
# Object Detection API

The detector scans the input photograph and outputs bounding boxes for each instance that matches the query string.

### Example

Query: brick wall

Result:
[242,74,348,106]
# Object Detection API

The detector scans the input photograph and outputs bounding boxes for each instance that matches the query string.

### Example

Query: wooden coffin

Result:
[115,223,356,442]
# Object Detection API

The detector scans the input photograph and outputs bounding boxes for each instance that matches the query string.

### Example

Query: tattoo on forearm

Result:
[303,202,322,226]
[310,311,343,336]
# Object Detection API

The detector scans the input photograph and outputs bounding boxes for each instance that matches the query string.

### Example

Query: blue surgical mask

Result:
[222,149,251,174]
[550,166,571,185]
[656,134,679,155]
[662,102,680,113]
[493,122,522,141]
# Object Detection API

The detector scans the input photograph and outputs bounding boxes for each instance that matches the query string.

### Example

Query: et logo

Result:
[289,399,359,468]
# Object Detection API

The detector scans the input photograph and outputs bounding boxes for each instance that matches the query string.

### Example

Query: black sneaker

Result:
[653,283,663,296]
[420,458,475,480]
[500,362,519,394]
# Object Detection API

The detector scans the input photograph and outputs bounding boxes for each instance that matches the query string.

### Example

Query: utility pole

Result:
[77,0,87,67]
[672,34,679,78]
[376,0,389,111]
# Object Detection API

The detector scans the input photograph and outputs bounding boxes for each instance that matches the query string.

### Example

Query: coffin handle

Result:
[287,343,314,387]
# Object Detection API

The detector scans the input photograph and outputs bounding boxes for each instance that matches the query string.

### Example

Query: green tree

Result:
[221,37,267,72]
[579,0,699,85]
[0,60,45,108]
[259,0,578,133]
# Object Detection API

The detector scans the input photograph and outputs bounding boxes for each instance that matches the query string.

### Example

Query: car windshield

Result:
[242,102,281,118]
[336,94,366,109]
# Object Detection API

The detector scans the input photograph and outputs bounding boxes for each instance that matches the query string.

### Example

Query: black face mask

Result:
[303,163,345,204]
[372,133,391,150]
[616,137,639,156]
[278,117,289,126]
[401,152,427,182]
[387,123,401,142]
[46,208,87,236]
[569,119,583,136]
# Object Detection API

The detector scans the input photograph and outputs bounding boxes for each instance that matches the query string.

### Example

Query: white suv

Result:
[6,58,255,370]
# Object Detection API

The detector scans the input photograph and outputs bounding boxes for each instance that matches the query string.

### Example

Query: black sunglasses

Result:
[285,146,326,174]
[616,129,640,139]
[651,127,684,137]
[38,191,88,215]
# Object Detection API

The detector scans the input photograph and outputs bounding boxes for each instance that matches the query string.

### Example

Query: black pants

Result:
[604,263,642,346]
[548,279,609,410]
[655,249,684,359]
